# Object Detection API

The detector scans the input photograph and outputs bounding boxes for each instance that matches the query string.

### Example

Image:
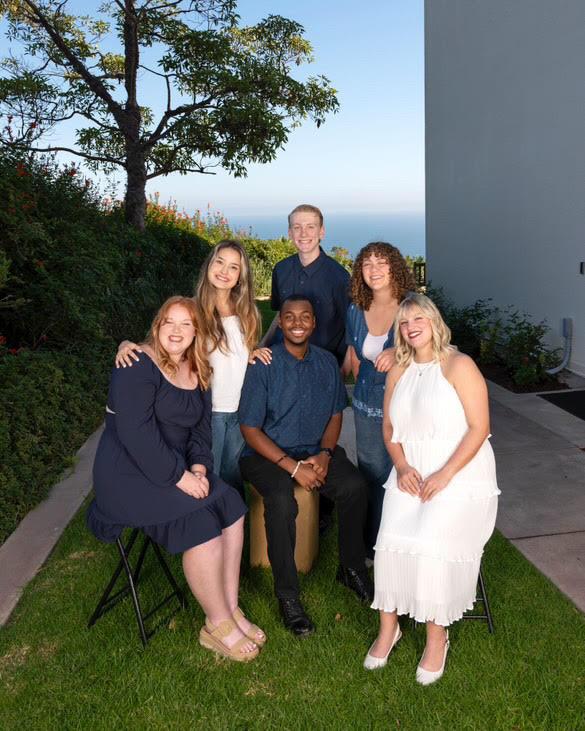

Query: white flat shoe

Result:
[416,630,449,686]
[363,624,402,670]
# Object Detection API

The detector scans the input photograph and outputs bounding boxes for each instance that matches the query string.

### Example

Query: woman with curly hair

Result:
[364,294,499,684]
[345,242,415,558]
[116,241,271,498]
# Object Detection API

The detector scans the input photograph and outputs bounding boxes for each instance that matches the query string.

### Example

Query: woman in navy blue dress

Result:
[87,296,265,661]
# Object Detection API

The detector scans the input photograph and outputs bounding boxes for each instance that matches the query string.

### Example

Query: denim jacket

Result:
[345,303,394,421]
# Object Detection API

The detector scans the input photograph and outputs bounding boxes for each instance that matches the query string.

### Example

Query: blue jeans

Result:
[211,412,245,498]
[354,408,392,558]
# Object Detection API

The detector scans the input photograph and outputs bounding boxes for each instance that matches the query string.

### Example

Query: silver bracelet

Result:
[290,461,302,479]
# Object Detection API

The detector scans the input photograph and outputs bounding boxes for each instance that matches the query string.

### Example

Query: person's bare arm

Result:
[420,354,490,502]
[240,425,323,491]
[382,367,421,496]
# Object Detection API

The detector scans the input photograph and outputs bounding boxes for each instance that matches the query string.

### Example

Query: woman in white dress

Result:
[363,293,499,685]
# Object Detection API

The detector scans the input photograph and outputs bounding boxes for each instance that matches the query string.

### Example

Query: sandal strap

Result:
[206,617,236,639]
[233,607,265,639]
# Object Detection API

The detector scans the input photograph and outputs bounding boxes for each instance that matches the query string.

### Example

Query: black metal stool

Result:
[88,528,187,647]
[463,565,494,633]
[410,564,494,634]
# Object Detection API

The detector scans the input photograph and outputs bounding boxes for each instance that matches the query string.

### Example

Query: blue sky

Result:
[4,0,425,219]
[158,0,425,216]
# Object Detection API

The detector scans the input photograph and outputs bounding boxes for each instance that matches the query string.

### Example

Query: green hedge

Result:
[0,151,303,542]
[0,349,110,542]
[0,152,211,542]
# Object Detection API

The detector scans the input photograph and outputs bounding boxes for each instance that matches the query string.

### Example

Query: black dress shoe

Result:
[336,566,374,604]
[278,598,315,637]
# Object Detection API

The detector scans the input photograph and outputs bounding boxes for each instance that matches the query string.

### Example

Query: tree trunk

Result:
[125,143,147,231]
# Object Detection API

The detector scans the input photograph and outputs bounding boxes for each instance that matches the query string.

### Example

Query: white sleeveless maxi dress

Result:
[372,360,500,626]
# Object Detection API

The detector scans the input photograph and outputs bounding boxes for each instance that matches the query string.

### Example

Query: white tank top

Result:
[362,332,387,362]
[208,316,249,412]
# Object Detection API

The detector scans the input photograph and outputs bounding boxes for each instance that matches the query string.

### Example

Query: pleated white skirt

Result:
[372,485,498,626]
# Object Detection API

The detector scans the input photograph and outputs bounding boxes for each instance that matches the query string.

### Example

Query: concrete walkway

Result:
[1,377,584,625]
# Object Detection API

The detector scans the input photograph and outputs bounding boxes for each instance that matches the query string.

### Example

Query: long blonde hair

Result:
[394,293,455,367]
[145,296,211,390]
[195,240,261,355]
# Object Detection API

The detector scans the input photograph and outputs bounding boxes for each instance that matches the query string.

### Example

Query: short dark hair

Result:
[280,294,315,313]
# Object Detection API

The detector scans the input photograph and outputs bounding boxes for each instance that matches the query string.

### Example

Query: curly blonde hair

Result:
[394,293,455,367]
[195,240,261,356]
[146,296,211,390]
[350,242,415,309]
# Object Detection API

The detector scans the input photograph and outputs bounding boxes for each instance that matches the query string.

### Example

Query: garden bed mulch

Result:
[540,390,585,422]
[479,363,569,394]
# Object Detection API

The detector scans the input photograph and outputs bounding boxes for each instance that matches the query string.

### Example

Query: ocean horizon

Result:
[229,211,426,260]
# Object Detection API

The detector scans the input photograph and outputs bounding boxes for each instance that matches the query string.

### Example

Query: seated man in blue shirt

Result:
[239,295,372,637]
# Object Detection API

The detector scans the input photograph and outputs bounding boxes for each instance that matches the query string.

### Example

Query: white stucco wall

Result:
[425,0,585,374]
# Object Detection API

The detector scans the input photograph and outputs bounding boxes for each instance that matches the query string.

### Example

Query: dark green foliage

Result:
[0,152,209,541]
[0,348,110,542]
[240,236,295,297]
[427,285,560,387]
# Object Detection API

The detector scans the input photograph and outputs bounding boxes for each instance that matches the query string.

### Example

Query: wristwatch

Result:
[320,447,334,458]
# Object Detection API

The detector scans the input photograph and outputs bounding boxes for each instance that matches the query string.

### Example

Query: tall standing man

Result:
[239,296,372,637]
[268,204,351,366]
[266,204,352,534]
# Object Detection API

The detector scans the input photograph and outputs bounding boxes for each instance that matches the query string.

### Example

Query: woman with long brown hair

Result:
[116,240,271,496]
[88,296,265,661]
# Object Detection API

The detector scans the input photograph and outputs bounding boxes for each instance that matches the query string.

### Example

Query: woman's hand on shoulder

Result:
[115,340,142,368]
[249,347,272,365]
[176,470,209,499]
[374,346,396,373]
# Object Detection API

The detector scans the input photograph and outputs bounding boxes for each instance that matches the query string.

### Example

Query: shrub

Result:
[425,285,560,387]
[0,347,110,543]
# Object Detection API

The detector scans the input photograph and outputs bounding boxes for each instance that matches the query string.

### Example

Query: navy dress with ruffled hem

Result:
[87,355,246,554]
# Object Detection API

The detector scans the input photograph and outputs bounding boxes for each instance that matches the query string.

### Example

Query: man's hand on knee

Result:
[293,462,323,492]
[304,452,331,482]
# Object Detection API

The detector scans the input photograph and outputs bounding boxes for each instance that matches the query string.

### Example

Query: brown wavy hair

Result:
[350,242,416,310]
[145,296,211,390]
[195,240,261,355]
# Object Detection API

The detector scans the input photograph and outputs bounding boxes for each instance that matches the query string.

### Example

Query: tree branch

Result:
[3,141,124,167]
[21,0,126,125]
[146,95,214,146]
[146,165,216,180]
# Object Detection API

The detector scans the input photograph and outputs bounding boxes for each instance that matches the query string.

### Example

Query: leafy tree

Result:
[0,0,338,229]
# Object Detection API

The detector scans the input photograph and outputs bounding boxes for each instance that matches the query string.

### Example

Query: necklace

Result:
[413,360,434,376]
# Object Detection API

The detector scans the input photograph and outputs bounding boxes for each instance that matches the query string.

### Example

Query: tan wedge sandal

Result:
[199,618,259,662]
[233,606,267,648]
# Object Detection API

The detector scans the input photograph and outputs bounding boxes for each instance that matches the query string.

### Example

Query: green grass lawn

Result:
[1,509,584,730]
[2,301,583,728]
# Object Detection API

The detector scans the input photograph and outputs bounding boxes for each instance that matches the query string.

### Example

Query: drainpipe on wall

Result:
[546,318,573,375]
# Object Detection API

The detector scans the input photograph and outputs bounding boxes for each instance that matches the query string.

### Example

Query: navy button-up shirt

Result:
[270,249,350,365]
[239,343,348,457]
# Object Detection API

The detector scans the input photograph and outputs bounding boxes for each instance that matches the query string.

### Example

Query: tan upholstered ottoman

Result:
[248,484,319,573]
